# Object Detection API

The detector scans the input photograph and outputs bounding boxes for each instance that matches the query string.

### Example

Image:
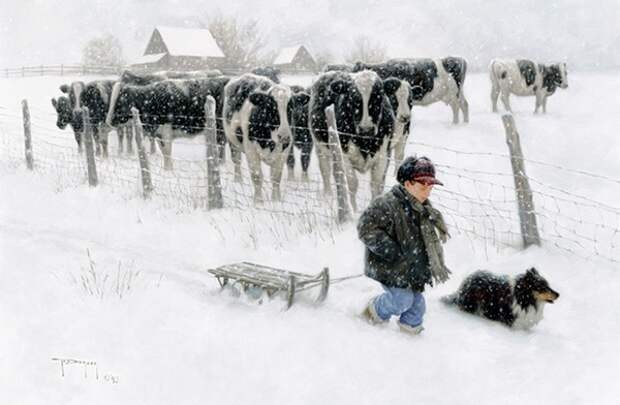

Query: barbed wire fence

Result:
[0,99,619,264]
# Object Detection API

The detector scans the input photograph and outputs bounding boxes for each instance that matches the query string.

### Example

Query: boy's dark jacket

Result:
[357,184,449,291]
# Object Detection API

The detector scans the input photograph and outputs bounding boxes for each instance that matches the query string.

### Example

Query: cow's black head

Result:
[330,70,390,138]
[247,85,293,152]
[51,96,73,130]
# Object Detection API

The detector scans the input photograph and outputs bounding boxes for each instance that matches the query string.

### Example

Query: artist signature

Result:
[51,357,119,384]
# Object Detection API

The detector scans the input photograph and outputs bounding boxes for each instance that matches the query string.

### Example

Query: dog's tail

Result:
[440,292,459,306]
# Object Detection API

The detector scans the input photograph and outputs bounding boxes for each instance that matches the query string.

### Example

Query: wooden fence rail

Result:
[3,64,123,78]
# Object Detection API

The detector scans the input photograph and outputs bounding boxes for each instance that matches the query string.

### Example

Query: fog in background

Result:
[2,0,619,70]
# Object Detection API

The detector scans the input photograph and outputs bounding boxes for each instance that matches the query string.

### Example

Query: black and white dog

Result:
[309,70,398,210]
[490,59,568,113]
[442,267,559,329]
[223,73,310,202]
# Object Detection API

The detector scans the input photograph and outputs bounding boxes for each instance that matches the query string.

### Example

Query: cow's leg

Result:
[93,127,102,157]
[542,95,548,114]
[74,130,83,154]
[316,143,332,195]
[286,145,295,181]
[371,149,389,199]
[117,127,124,155]
[160,127,174,170]
[300,141,312,182]
[216,126,226,165]
[491,83,500,113]
[450,100,460,125]
[245,143,264,203]
[392,121,407,176]
[534,93,542,114]
[126,125,134,155]
[271,148,289,201]
[460,93,469,123]
[343,157,358,212]
[229,143,243,183]
[99,125,110,158]
[500,90,512,112]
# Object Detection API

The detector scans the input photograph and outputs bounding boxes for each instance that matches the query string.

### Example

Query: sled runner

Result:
[208,262,330,309]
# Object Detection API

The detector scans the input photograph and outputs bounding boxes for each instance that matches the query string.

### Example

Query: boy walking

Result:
[359,156,451,335]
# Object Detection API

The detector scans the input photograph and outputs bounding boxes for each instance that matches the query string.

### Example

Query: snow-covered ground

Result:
[1,72,619,404]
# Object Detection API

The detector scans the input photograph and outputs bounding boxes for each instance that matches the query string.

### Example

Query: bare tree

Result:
[82,34,124,67]
[204,13,267,68]
[314,49,335,71]
[345,35,387,64]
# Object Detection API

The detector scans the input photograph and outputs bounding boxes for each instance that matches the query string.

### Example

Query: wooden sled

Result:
[208,262,330,309]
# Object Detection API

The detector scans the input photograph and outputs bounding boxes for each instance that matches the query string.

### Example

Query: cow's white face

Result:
[393,80,412,123]
[269,85,293,145]
[352,70,381,133]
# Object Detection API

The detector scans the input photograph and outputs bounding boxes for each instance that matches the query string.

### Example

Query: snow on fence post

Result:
[131,107,153,199]
[205,96,223,209]
[502,114,541,248]
[81,108,99,187]
[325,105,352,224]
[21,99,34,170]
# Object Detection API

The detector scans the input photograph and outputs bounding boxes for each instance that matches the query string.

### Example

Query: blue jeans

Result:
[374,286,426,327]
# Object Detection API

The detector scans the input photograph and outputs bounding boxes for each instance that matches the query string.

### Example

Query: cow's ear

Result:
[59,84,70,93]
[51,98,57,108]
[248,92,272,107]
[293,92,310,107]
[527,267,539,276]
[330,80,350,95]
[383,78,401,96]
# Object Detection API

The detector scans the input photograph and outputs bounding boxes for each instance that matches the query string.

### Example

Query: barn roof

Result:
[131,52,166,65]
[273,45,304,65]
[154,26,225,58]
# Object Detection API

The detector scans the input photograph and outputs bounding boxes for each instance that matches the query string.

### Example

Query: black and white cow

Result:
[223,74,309,202]
[490,59,568,113]
[353,57,469,124]
[51,81,85,152]
[309,70,397,210]
[106,76,231,170]
[115,71,230,161]
[286,85,312,182]
[51,80,131,156]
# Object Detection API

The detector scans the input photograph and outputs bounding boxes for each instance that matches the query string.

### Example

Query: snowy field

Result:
[1,72,620,404]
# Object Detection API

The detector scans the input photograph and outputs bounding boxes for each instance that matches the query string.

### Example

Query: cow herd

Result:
[50,57,568,205]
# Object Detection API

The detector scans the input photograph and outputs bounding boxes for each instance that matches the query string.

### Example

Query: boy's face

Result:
[404,180,434,203]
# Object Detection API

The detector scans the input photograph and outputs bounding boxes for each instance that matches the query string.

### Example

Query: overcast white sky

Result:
[2,0,619,70]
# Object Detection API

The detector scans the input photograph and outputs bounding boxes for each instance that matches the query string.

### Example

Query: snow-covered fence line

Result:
[3,64,122,78]
[1,102,619,264]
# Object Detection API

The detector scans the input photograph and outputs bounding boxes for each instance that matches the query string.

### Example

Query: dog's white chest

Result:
[512,302,545,329]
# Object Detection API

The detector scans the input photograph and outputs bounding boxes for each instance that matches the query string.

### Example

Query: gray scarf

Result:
[404,190,452,284]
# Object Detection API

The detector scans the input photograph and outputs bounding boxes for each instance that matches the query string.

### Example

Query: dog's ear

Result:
[526,267,539,277]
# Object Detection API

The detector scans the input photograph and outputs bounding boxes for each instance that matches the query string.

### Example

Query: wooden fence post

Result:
[131,108,153,199]
[82,108,98,187]
[325,106,352,224]
[205,96,223,209]
[21,99,34,170]
[502,114,541,248]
